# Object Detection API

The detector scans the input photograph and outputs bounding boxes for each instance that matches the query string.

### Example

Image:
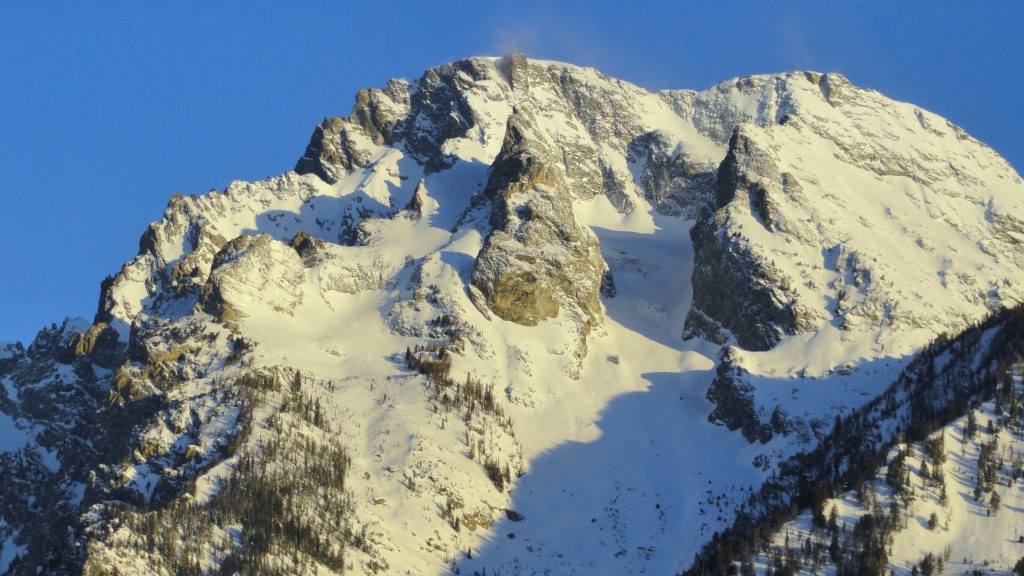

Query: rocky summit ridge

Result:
[0,54,1022,575]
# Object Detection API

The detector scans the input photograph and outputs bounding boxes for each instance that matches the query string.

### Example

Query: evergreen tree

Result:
[965,410,978,440]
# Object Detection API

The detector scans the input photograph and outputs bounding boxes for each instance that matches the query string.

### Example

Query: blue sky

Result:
[1,2,1021,344]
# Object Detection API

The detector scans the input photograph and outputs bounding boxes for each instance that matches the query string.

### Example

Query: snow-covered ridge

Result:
[101,58,1024,365]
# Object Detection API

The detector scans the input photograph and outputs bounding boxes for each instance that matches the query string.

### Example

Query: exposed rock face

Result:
[471,106,605,335]
[714,126,778,226]
[400,179,429,220]
[0,342,22,375]
[62,322,123,368]
[199,234,305,324]
[627,130,717,217]
[294,116,356,184]
[496,52,530,91]
[686,125,811,350]
[0,319,131,572]
[288,230,324,261]
[295,79,410,183]
[319,254,399,295]
[296,59,500,181]
[705,348,770,443]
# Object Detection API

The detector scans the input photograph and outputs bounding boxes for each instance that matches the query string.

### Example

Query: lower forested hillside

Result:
[685,304,1024,576]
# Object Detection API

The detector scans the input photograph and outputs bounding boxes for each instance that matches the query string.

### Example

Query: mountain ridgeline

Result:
[0,54,1022,575]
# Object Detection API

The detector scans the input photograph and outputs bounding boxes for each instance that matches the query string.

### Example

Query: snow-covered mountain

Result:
[1,53,1023,575]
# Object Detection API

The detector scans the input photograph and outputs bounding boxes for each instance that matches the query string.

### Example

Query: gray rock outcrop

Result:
[471,106,605,337]
[685,125,810,351]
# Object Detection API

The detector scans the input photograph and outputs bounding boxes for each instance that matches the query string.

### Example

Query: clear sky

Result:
[1,2,1021,344]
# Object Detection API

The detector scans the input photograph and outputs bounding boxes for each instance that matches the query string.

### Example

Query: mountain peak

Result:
[2,56,1024,576]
